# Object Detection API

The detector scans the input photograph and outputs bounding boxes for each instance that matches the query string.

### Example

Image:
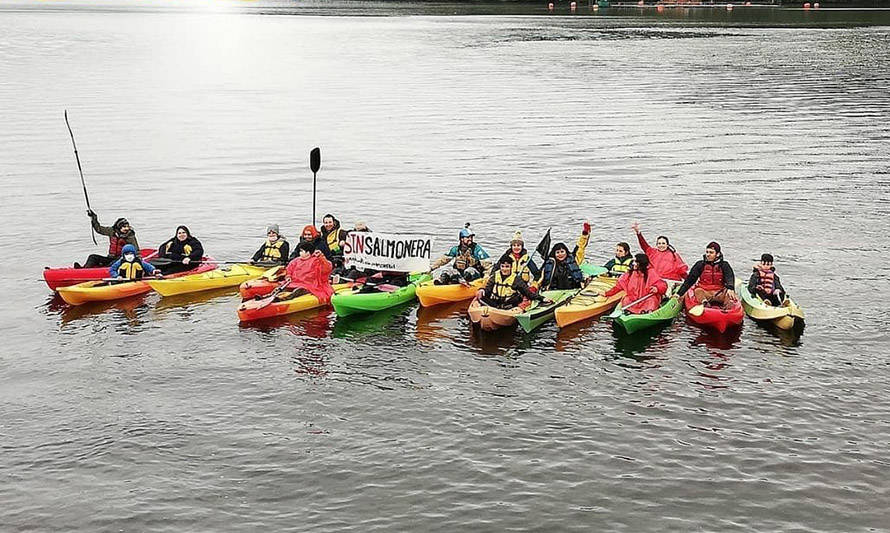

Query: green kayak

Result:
[331,273,431,318]
[609,284,682,335]
[516,289,579,333]
[580,264,608,277]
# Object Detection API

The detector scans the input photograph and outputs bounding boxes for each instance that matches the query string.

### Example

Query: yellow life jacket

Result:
[610,255,633,276]
[491,271,518,300]
[117,261,144,280]
[509,253,532,283]
[325,230,341,254]
[164,242,193,257]
[260,239,285,262]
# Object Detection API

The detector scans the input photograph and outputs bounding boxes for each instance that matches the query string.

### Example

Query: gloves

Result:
[582,222,591,235]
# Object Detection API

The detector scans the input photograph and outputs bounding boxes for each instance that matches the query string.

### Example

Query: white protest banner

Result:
[343,231,434,273]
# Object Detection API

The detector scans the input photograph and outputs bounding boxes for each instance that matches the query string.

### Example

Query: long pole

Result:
[309,147,321,226]
[64,110,97,245]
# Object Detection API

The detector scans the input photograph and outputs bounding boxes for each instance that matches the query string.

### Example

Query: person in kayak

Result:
[673,241,737,309]
[430,223,492,285]
[108,244,161,280]
[77,210,139,268]
[572,221,592,266]
[288,225,331,261]
[601,254,667,314]
[499,231,540,284]
[540,242,585,290]
[321,214,348,269]
[631,222,688,281]
[251,224,290,265]
[748,253,786,306]
[477,257,551,309]
[156,225,204,274]
[284,241,334,303]
[336,222,375,282]
[603,242,634,278]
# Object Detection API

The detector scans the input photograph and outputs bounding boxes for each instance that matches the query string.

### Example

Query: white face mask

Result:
[124,253,136,262]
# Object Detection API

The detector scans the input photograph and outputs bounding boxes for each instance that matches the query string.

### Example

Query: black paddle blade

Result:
[310,147,321,173]
[535,228,552,259]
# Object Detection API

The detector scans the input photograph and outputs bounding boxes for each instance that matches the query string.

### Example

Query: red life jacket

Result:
[108,235,127,257]
[699,262,725,291]
[755,265,775,294]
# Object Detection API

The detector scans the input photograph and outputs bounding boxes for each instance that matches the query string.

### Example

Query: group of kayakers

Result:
[76,209,791,315]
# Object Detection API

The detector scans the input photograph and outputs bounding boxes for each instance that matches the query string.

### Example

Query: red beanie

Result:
[706,241,721,254]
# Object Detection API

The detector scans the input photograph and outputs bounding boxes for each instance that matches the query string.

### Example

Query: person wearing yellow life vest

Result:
[321,214,349,271]
[603,242,634,277]
[430,223,492,285]
[476,257,552,310]
[251,224,290,265]
[108,244,162,280]
[499,231,540,284]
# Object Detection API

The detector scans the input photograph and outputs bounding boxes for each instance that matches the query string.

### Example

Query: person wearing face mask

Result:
[540,242,585,290]
[631,222,688,281]
[430,223,492,285]
[76,210,139,268]
[251,224,289,265]
[157,225,204,274]
[601,253,666,314]
[673,241,737,310]
[602,242,634,278]
[499,231,540,284]
[288,225,331,261]
[108,244,161,280]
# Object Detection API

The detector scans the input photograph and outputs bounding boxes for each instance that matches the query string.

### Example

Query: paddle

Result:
[310,147,321,225]
[605,292,656,320]
[254,278,292,309]
[64,110,97,246]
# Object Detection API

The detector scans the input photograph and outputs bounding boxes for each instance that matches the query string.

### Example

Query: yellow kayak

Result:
[416,278,486,307]
[554,275,622,328]
[147,264,268,297]
[736,280,805,330]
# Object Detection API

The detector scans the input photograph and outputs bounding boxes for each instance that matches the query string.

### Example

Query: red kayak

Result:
[239,269,284,300]
[43,248,158,291]
[683,289,744,333]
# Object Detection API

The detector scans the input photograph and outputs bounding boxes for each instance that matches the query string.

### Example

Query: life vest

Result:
[260,239,285,262]
[325,230,341,254]
[491,271,518,301]
[108,235,127,257]
[454,245,480,271]
[510,252,532,282]
[699,262,725,291]
[610,255,633,276]
[755,266,775,294]
[116,261,144,280]
[165,242,193,257]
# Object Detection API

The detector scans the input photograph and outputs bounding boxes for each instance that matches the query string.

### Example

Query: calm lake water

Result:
[2,1,889,530]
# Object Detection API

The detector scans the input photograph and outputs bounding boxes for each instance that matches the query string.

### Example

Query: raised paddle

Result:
[310,147,321,225]
[64,110,97,245]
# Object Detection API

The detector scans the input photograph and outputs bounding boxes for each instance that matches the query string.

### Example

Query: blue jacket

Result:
[109,244,156,278]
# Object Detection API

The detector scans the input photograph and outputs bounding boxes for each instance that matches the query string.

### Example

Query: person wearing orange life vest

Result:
[430,223,492,285]
[603,242,634,278]
[601,254,667,314]
[748,253,786,306]
[631,221,688,281]
[673,241,737,310]
[76,210,139,268]
[251,224,290,265]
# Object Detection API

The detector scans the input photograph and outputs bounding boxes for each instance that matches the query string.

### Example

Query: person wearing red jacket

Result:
[285,241,334,303]
[602,254,667,314]
[631,222,688,281]
[673,241,737,310]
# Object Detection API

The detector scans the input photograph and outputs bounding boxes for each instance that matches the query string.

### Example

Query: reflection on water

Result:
[330,302,416,339]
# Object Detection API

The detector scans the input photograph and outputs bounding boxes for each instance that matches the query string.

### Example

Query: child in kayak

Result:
[251,224,290,265]
[499,231,540,284]
[631,222,688,281]
[748,253,786,306]
[284,242,334,303]
[541,242,585,290]
[673,241,737,310]
[601,254,666,314]
[77,210,139,268]
[431,223,492,285]
[157,225,204,274]
[603,242,634,278]
[109,244,161,280]
[477,257,551,309]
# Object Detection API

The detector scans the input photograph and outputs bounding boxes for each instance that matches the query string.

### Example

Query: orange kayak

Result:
[416,278,485,307]
[467,297,525,331]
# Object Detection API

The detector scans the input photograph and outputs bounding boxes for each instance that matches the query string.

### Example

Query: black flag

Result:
[534,228,551,260]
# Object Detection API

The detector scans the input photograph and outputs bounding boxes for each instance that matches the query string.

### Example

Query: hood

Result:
[121,244,138,258]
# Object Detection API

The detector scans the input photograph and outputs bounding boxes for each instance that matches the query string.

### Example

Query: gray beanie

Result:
[266,224,280,235]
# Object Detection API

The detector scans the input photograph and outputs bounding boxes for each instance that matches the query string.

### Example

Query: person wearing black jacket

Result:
[251,224,289,265]
[673,241,737,310]
[156,225,204,274]
[476,257,552,310]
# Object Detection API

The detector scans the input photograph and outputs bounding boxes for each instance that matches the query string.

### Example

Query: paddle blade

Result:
[535,228,551,259]
[310,147,321,173]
